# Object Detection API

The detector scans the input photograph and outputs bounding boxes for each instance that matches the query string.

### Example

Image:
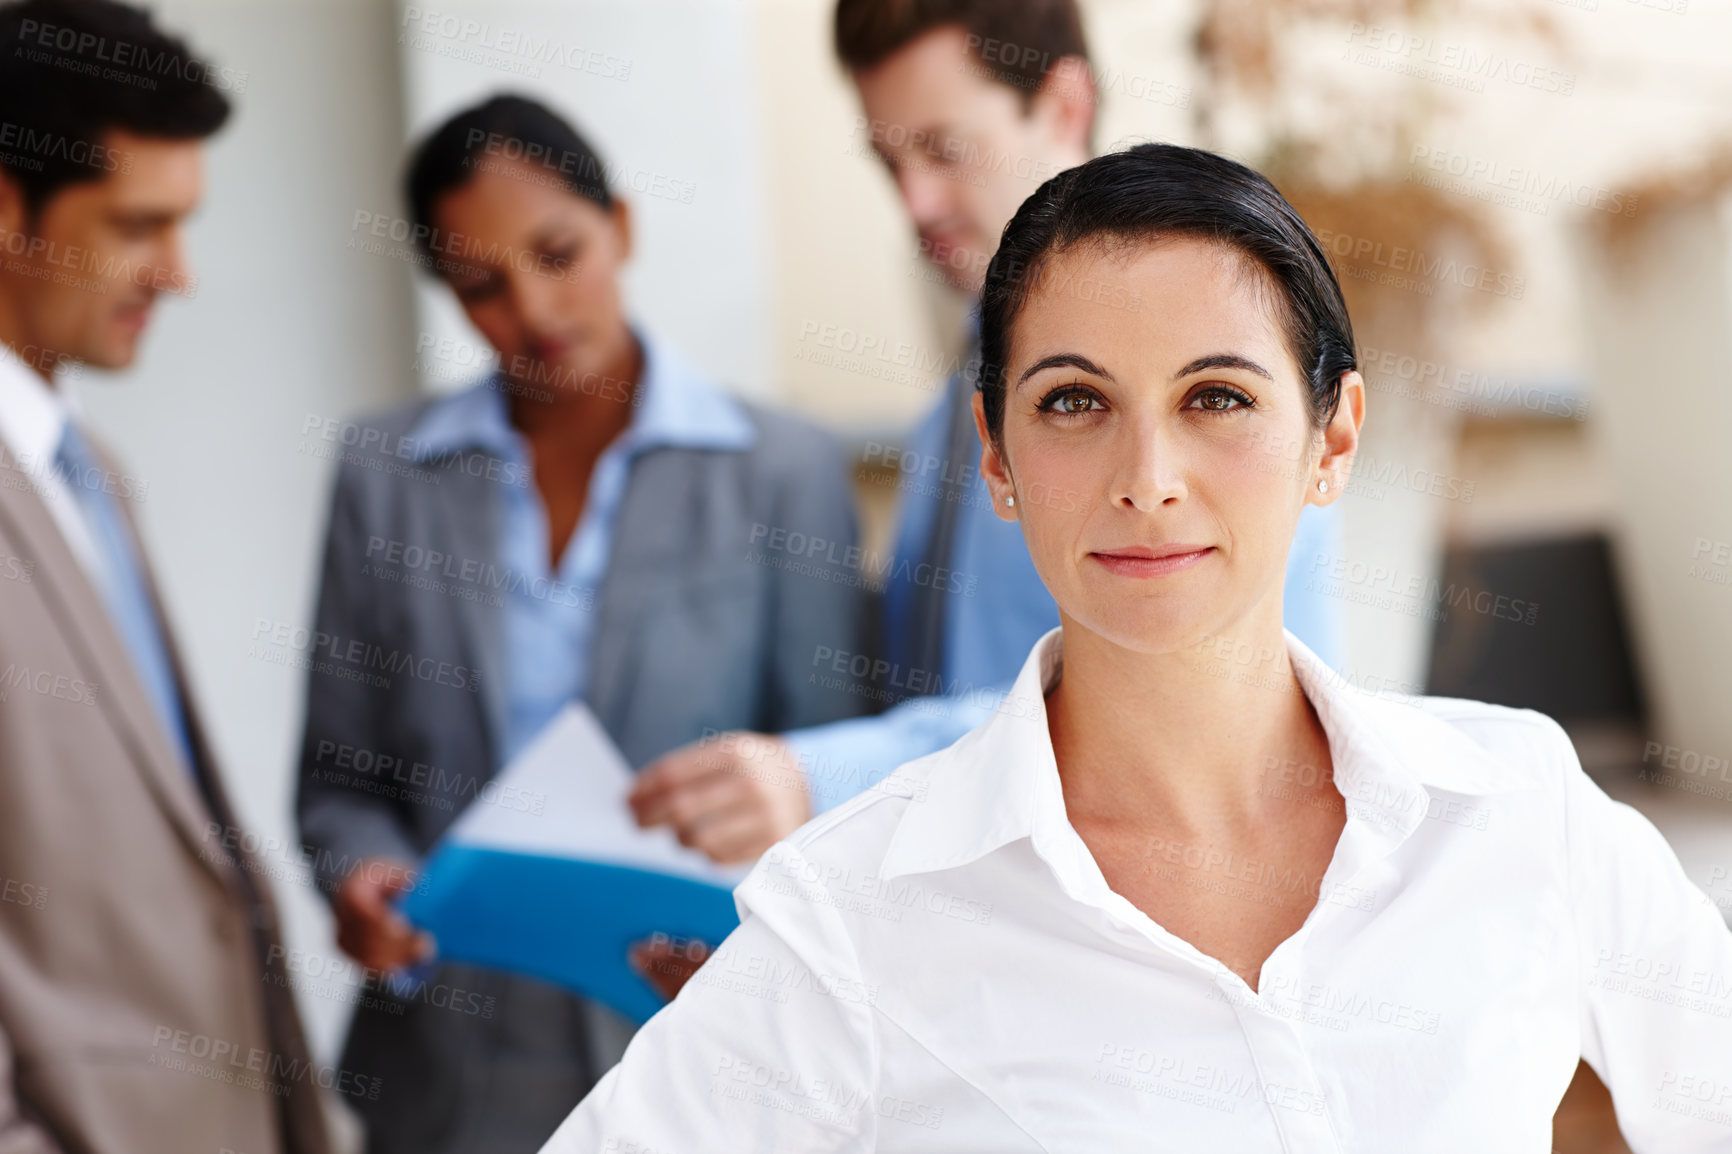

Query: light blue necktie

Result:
[54,422,197,777]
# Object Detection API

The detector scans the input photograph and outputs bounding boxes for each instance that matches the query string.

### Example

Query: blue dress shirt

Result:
[406,331,756,765]
[787,360,1343,814]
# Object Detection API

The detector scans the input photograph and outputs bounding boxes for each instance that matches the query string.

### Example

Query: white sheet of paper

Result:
[446,703,747,887]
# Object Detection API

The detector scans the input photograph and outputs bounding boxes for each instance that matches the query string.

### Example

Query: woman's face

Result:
[432,156,633,390]
[974,236,1362,657]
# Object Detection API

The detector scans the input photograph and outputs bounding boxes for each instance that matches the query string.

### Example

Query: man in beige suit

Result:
[0,2,330,1151]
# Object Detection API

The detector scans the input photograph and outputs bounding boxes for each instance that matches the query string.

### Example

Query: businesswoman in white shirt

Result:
[540,143,1732,1153]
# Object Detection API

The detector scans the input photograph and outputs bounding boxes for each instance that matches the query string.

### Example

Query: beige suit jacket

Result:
[0,440,329,1154]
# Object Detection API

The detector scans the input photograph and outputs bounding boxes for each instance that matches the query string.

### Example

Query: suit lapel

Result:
[0,443,226,883]
[425,462,511,766]
[587,450,692,745]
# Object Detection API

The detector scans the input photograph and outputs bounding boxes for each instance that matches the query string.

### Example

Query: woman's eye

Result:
[455,279,502,304]
[1190,387,1253,412]
[1040,388,1100,416]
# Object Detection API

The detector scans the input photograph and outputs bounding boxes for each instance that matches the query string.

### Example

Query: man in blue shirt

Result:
[633,0,1341,844]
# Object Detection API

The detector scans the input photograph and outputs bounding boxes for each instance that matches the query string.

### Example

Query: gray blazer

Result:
[295,381,866,1154]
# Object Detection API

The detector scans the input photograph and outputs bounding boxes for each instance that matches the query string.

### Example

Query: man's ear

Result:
[1310,370,1365,506]
[971,391,1017,522]
[1028,53,1096,159]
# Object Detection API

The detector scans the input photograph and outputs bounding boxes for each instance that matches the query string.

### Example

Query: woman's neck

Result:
[1045,610,1332,840]
[505,326,642,448]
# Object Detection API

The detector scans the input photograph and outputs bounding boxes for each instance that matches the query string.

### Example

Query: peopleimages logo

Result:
[748,522,977,597]
[16,17,247,93]
[399,7,632,80]
[149,1026,380,1099]
[1343,23,1574,96]
[0,121,132,174]
[0,224,197,296]
[1305,554,1539,627]
[1409,145,1637,218]
[249,618,481,693]
[1313,227,1525,299]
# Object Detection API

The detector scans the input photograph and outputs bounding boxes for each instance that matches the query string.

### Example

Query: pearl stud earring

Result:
[1005,494,1016,507]
[1317,479,1329,494]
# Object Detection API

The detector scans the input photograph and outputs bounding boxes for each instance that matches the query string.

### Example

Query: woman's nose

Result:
[1112,419,1186,510]
[506,271,566,339]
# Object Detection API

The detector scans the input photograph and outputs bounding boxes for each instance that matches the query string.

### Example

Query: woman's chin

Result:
[1067,598,1228,658]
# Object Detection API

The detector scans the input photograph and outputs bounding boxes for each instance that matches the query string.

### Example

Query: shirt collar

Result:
[879,626,1527,884]
[629,332,756,452]
[406,327,756,464]
[0,348,74,470]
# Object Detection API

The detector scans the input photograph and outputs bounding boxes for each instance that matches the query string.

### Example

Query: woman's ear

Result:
[1028,53,1096,160]
[971,392,1017,522]
[1311,370,1364,506]
[611,196,633,263]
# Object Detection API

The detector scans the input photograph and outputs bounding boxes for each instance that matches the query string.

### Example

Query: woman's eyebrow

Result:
[1173,353,1274,381]
[1016,352,1115,387]
[528,217,576,248]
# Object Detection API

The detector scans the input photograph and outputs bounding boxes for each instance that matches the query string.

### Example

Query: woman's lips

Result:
[1088,546,1215,578]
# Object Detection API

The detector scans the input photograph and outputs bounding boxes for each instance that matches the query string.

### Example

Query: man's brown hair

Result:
[834,0,1091,104]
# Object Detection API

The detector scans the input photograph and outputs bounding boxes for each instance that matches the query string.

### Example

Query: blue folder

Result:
[402,843,743,1024]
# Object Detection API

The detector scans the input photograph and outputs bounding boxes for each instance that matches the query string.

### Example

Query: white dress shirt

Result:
[0,352,104,584]
[541,627,1732,1154]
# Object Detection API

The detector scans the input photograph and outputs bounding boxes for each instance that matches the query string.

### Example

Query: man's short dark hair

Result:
[405,93,614,269]
[833,0,1090,103]
[0,0,232,214]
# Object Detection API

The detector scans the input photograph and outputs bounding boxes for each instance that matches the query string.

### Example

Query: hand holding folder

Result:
[400,705,749,1023]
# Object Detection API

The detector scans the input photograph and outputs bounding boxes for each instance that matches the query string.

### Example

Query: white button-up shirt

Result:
[0,352,104,584]
[542,628,1732,1153]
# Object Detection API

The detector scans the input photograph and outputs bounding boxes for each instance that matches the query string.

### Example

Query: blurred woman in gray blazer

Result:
[295,94,866,1154]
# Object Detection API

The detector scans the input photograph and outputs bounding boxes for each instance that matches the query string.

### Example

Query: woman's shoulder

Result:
[734,399,850,475]
[318,384,520,507]
[636,334,849,480]
[735,749,953,919]
[1353,684,1582,794]
[791,750,947,856]
[320,392,444,459]
[1413,691,1573,755]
